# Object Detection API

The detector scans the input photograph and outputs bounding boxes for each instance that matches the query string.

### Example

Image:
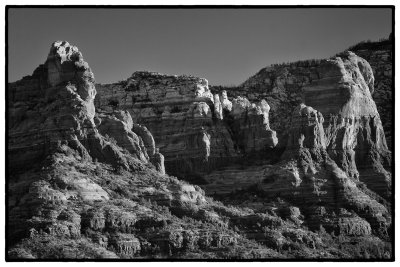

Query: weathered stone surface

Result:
[151,150,166,175]
[229,97,278,152]
[259,102,390,237]
[96,111,149,162]
[8,42,297,260]
[8,41,166,174]
[212,52,391,200]
[95,72,278,182]
[341,36,393,148]
[302,52,391,199]
[7,40,393,260]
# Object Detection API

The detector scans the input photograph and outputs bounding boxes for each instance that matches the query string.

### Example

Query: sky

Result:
[8,8,392,86]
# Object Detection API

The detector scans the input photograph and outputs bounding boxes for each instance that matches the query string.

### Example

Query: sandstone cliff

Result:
[217,35,393,151]
[95,72,278,182]
[8,41,355,260]
[211,51,391,199]
[205,52,392,246]
[341,36,393,148]
[8,41,157,172]
[303,52,391,200]
[7,41,392,260]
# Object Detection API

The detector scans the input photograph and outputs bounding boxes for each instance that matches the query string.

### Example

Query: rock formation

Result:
[212,52,391,198]
[8,41,156,172]
[7,40,393,260]
[261,103,390,237]
[6,41,331,260]
[95,72,278,182]
[302,52,391,200]
[340,36,393,148]
[205,53,392,243]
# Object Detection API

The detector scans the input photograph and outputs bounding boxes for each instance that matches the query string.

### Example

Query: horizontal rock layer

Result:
[341,37,393,149]
[8,41,165,174]
[95,72,277,182]
[7,40,393,260]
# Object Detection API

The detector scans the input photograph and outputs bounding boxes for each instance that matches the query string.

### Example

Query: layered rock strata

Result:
[8,41,358,260]
[204,53,392,240]
[212,52,391,200]
[8,41,162,173]
[95,72,277,182]
[340,36,393,148]
[261,103,391,238]
[212,37,393,152]
[7,41,167,246]
[302,52,391,200]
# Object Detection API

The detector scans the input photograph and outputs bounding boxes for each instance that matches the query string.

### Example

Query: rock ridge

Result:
[95,72,278,182]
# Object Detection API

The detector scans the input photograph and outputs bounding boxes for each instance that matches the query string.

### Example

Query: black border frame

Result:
[4,5,395,262]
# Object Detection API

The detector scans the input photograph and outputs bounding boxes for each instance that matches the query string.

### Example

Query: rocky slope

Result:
[7,41,392,260]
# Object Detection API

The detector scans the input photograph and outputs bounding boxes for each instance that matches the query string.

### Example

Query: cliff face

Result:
[303,52,391,200]
[95,72,278,182]
[261,103,390,238]
[8,41,155,172]
[344,39,393,149]
[7,41,392,260]
[212,52,391,197]
[226,37,393,151]
[10,41,352,260]
[204,53,392,242]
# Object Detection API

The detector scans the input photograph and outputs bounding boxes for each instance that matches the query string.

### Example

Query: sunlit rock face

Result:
[95,72,278,183]
[342,37,393,149]
[302,52,391,199]
[211,51,391,200]
[7,41,167,239]
[46,41,97,119]
[262,53,391,234]
[260,103,390,239]
[8,40,394,260]
[204,53,391,240]
[7,40,394,260]
[8,41,162,173]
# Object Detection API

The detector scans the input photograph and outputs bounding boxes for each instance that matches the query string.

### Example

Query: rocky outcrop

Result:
[229,97,278,152]
[7,41,393,260]
[8,41,165,173]
[7,41,168,254]
[11,41,360,260]
[212,51,391,199]
[341,36,393,148]
[204,53,391,242]
[260,103,390,237]
[95,72,277,182]
[212,60,318,147]
[213,37,393,155]
[302,52,391,199]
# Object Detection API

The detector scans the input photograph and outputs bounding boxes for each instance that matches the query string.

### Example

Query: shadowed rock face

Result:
[95,73,278,183]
